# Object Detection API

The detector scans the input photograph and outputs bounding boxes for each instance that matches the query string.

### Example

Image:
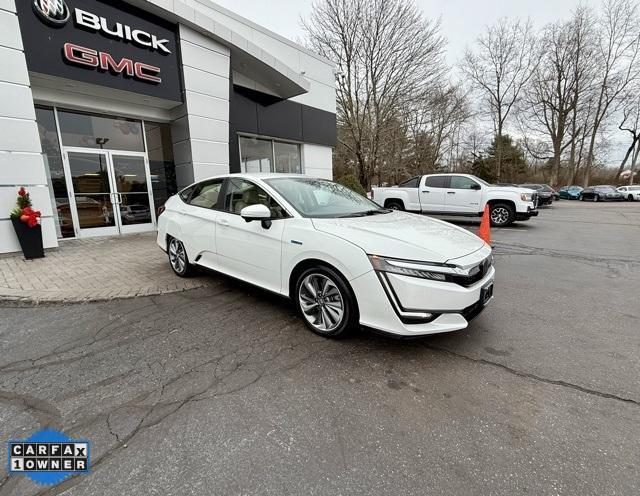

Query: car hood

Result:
[311,211,487,264]
[487,186,533,195]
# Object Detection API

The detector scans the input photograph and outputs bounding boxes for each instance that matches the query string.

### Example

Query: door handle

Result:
[421,190,430,193]
[217,219,229,227]
[447,191,456,195]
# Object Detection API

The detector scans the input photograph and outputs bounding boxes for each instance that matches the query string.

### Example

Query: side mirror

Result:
[240,204,272,229]
[471,183,482,190]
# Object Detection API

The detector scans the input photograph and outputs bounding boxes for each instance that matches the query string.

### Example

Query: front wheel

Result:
[489,203,515,227]
[168,237,195,277]
[629,194,635,201]
[385,200,405,211]
[295,266,358,338]
[593,195,600,202]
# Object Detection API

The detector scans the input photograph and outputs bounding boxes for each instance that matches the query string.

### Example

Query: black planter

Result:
[11,218,45,260]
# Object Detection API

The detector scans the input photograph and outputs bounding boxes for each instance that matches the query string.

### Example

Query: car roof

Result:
[182,173,323,187]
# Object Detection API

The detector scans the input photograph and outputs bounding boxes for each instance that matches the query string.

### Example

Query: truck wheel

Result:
[489,203,515,227]
[386,200,405,211]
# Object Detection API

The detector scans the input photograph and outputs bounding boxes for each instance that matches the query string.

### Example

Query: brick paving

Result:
[0,233,212,303]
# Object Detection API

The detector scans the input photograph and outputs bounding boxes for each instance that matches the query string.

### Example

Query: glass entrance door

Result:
[63,149,156,238]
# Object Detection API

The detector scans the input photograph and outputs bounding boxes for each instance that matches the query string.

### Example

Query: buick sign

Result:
[17,0,183,102]
[32,0,71,26]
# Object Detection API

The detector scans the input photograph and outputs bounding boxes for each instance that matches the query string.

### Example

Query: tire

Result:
[294,266,358,338]
[489,203,515,227]
[167,237,195,277]
[629,194,635,201]
[385,200,405,211]
[593,195,599,202]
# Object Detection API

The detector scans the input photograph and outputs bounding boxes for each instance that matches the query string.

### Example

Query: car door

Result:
[179,179,223,270]
[445,176,483,213]
[419,175,449,212]
[215,178,288,293]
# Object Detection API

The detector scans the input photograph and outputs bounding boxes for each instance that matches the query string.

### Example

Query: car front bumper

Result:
[516,207,538,221]
[351,264,495,337]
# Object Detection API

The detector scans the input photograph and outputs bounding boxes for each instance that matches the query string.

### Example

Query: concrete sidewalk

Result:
[0,233,211,304]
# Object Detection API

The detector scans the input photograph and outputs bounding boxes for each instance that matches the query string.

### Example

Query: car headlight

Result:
[368,255,462,281]
[521,193,533,201]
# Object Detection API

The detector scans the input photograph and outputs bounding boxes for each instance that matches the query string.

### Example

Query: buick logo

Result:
[32,0,70,26]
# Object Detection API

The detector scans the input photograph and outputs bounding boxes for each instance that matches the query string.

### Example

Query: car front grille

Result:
[532,192,539,206]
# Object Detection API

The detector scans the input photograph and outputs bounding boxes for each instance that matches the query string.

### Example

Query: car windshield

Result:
[265,177,389,218]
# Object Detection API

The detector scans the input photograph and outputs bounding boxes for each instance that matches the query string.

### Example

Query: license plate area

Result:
[481,282,494,305]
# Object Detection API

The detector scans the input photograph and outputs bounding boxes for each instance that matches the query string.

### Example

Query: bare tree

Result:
[522,21,582,185]
[303,0,446,189]
[461,19,539,180]
[615,86,640,180]
[582,0,640,186]
[402,84,470,176]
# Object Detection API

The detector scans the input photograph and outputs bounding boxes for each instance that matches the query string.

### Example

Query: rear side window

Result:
[399,177,420,188]
[424,176,448,188]
[188,179,224,209]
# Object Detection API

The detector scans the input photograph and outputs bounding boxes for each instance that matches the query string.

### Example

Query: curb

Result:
[0,284,210,306]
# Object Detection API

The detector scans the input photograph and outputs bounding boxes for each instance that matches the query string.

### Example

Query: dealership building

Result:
[0,0,336,254]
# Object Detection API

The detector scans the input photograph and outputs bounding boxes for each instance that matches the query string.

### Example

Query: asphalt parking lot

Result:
[0,201,639,496]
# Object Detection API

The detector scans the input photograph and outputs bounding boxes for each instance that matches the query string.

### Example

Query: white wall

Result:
[186,0,336,114]
[172,25,231,186]
[303,144,333,180]
[0,0,57,254]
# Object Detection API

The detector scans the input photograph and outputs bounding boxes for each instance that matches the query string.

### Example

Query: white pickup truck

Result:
[371,173,539,227]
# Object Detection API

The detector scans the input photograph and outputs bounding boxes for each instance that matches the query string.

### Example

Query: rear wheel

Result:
[386,200,405,211]
[295,266,358,338]
[489,203,515,227]
[168,237,195,277]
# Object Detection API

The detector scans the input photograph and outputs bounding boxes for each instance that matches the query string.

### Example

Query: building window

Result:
[240,136,302,174]
[274,141,301,173]
[35,107,73,238]
[57,109,145,152]
[144,121,177,213]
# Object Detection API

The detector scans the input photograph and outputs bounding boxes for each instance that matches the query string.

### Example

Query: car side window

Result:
[450,176,479,190]
[188,180,223,209]
[399,177,420,188]
[424,176,448,188]
[224,179,287,219]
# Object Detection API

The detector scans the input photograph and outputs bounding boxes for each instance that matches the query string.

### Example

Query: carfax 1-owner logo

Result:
[7,429,90,486]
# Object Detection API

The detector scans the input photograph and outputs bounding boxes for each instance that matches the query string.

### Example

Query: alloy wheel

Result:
[490,207,509,226]
[298,273,345,332]
[169,238,186,274]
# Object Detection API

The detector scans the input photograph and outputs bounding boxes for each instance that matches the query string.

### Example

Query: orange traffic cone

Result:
[478,205,492,245]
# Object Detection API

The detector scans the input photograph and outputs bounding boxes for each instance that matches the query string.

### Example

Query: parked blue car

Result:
[558,186,583,200]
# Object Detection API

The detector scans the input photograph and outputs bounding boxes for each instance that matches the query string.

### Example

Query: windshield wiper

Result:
[338,209,391,218]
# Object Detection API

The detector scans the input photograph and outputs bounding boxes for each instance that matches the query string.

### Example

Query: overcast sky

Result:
[213,0,602,63]
[213,0,629,163]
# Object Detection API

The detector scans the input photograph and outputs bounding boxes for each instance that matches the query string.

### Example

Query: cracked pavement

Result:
[0,201,639,495]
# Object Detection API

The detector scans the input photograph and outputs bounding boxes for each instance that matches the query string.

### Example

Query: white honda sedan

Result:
[157,174,495,338]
